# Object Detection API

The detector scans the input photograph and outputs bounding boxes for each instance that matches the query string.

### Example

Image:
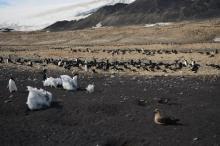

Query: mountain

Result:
[102,0,220,25]
[45,0,220,31]
[0,0,135,31]
[45,3,128,31]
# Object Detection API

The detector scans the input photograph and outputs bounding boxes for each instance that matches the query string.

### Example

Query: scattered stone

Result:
[110,75,115,78]
[137,99,147,106]
[8,95,14,98]
[154,97,170,104]
[193,137,199,141]
[4,99,12,103]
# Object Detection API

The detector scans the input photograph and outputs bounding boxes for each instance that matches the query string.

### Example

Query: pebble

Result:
[4,99,12,103]
[8,95,14,98]
[193,137,199,141]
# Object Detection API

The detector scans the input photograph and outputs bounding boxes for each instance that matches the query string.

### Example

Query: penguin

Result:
[42,69,47,81]
[8,77,17,93]
[84,60,88,72]
[58,60,62,66]
[183,59,188,67]
[0,56,3,63]
[27,61,33,67]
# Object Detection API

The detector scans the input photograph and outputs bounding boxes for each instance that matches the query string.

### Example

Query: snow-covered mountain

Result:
[0,0,135,31]
[45,0,220,31]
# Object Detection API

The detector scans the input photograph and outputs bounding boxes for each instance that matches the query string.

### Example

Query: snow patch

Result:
[86,84,95,93]
[144,22,172,28]
[214,37,220,42]
[26,86,53,110]
[93,22,103,28]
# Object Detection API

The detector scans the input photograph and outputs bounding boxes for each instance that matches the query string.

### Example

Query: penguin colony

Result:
[1,49,219,73]
[3,48,219,125]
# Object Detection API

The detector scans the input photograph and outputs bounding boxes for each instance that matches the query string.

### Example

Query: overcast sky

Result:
[0,0,95,18]
[0,0,135,30]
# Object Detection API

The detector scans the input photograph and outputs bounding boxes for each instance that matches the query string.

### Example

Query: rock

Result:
[8,95,14,98]
[153,97,170,104]
[137,99,147,106]
[193,137,199,141]
[4,99,12,103]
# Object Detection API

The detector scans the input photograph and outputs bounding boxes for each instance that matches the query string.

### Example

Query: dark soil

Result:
[0,66,220,146]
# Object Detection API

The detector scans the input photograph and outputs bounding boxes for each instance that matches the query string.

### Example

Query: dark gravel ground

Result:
[0,66,220,146]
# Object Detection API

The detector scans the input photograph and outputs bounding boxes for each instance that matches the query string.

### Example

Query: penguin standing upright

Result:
[8,77,17,93]
[43,69,47,81]
[84,60,88,72]
[183,59,188,67]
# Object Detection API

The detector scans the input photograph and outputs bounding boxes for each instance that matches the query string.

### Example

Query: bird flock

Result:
[0,48,219,74]
[4,48,219,125]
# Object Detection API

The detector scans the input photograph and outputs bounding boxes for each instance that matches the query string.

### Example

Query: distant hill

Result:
[45,0,220,31]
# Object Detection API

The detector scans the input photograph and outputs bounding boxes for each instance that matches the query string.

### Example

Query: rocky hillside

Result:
[45,0,220,31]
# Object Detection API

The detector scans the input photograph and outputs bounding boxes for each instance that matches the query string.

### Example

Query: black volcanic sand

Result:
[0,66,220,146]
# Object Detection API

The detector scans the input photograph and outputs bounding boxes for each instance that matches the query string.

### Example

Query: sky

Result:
[0,0,135,31]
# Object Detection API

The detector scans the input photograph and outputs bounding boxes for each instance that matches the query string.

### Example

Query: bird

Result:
[5,55,12,64]
[84,60,88,72]
[191,64,199,73]
[72,75,78,89]
[43,77,62,88]
[183,59,188,67]
[60,75,77,91]
[190,61,200,73]
[190,60,195,67]
[26,86,53,110]
[154,109,181,125]
[27,61,33,66]
[92,69,97,73]
[5,58,9,64]
[8,77,17,93]
[42,69,47,81]
[86,84,95,93]
[0,56,3,63]
[58,60,62,66]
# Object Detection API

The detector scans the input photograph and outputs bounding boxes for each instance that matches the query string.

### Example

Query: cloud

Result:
[0,0,10,6]
[0,0,93,29]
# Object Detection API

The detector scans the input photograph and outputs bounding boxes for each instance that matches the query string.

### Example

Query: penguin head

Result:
[74,72,79,76]
[154,108,160,114]
[10,76,15,81]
